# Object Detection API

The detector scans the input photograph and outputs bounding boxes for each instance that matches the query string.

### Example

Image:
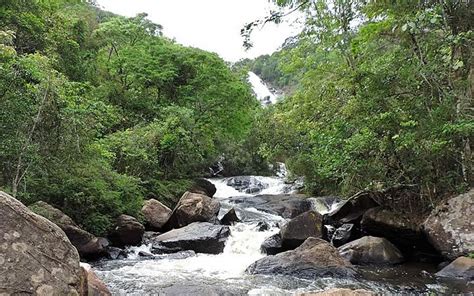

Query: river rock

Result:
[423,189,474,259]
[257,221,270,231]
[106,246,127,260]
[191,178,217,197]
[326,191,379,225]
[281,210,323,249]
[338,236,404,265]
[226,176,268,194]
[142,199,172,230]
[80,263,112,295]
[0,191,82,295]
[108,214,145,247]
[152,222,230,254]
[261,233,284,255]
[435,256,474,280]
[331,223,357,247]
[220,207,241,225]
[300,288,376,296]
[166,191,220,229]
[361,207,436,257]
[228,194,311,219]
[247,237,355,278]
[29,201,109,259]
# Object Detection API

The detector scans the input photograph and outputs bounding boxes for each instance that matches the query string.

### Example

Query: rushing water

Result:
[248,72,278,105]
[94,176,472,295]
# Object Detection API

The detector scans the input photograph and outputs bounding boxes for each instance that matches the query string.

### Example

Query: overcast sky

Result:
[96,0,301,62]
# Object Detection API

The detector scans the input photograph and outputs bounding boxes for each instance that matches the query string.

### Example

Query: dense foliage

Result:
[249,0,473,205]
[0,0,259,235]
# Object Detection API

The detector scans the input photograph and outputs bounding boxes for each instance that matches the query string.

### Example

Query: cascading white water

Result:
[248,71,278,105]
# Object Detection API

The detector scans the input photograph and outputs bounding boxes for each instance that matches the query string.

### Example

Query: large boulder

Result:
[220,207,241,225]
[435,256,474,280]
[190,178,217,197]
[108,214,145,247]
[361,207,436,257]
[247,237,355,279]
[152,222,230,254]
[29,201,108,259]
[423,189,474,260]
[228,194,311,219]
[338,236,404,265]
[0,191,82,295]
[326,191,379,225]
[80,263,112,296]
[142,199,172,230]
[261,233,284,255]
[166,191,220,229]
[280,210,323,249]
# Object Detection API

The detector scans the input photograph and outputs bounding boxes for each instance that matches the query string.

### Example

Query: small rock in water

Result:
[106,246,127,260]
[435,256,474,280]
[256,221,270,231]
[138,250,154,258]
[220,207,240,225]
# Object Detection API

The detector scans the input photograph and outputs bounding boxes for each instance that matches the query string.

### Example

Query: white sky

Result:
[96,0,301,62]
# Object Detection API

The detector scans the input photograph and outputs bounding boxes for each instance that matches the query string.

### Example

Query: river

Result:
[93,176,471,295]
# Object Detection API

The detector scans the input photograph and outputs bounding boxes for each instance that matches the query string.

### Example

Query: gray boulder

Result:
[166,192,220,229]
[436,256,474,280]
[338,236,404,265]
[29,201,108,259]
[152,222,230,254]
[142,199,172,230]
[280,210,323,249]
[0,191,82,295]
[108,214,145,247]
[261,233,284,255]
[190,178,217,197]
[423,189,474,259]
[247,237,355,279]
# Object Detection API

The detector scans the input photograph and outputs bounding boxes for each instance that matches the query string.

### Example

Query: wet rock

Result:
[0,191,82,295]
[191,178,217,197]
[280,210,323,249]
[152,222,230,254]
[220,207,240,225]
[257,221,270,231]
[435,256,474,280]
[261,233,284,255]
[423,189,474,260]
[166,192,220,229]
[142,199,172,230]
[142,231,162,245]
[326,191,379,225]
[307,196,342,214]
[331,223,356,247]
[106,246,127,260]
[138,250,154,258]
[80,263,112,296]
[338,236,404,265]
[228,194,311,219]
[108,214,145,247]
[29,201,109,259]
[247,237,355,279]
[300,288,376,296]
[361,207,436,257]
[226,176,268,194]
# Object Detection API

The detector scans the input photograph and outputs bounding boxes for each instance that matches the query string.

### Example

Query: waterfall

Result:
[247,72,278,105]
